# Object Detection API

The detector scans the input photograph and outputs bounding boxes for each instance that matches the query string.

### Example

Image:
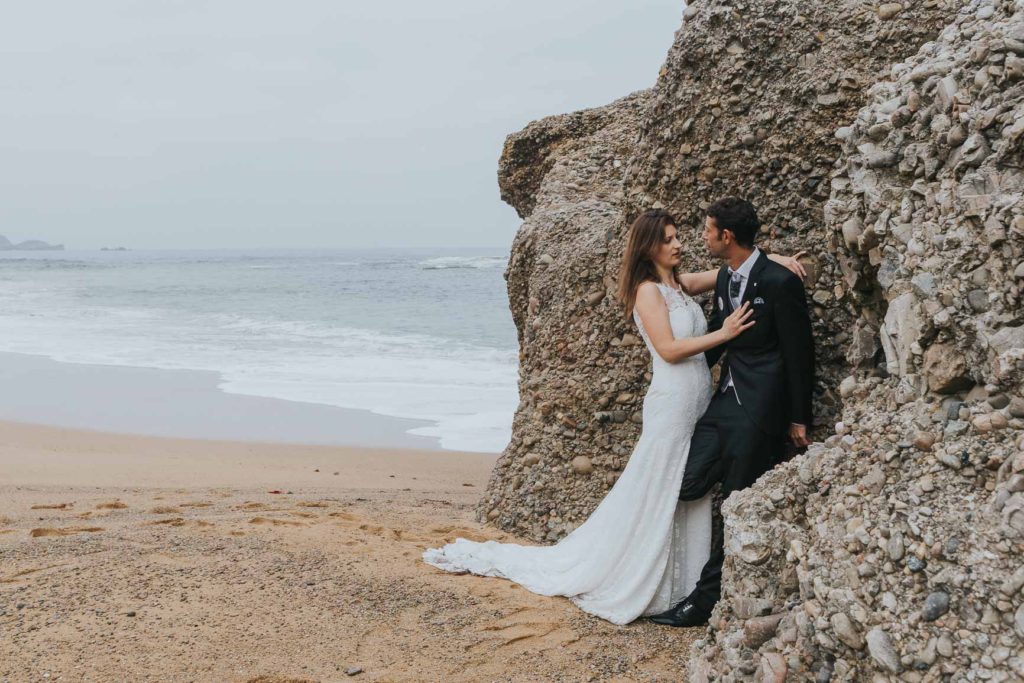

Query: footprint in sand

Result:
[359,523,401,540]
[30,527,103,538]
[326,510,427,543]
[30,503,72,510]
[179,501,214,508]
[467,608,580,655]
[428,526,493,543]
[296,500,332,508]
[95,501,128,510]
[150,506,182,514]
[235,502,269,511]
[249,517,304,527]
[145,518,187,527]
[143,518,214,529]
[2,563,66,581]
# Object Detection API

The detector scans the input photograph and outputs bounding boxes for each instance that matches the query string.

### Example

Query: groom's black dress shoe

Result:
[648,598,712,627]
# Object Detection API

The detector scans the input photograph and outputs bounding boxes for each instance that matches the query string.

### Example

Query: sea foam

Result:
[0,248,518,452]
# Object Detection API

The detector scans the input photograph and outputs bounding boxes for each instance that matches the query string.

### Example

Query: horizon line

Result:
[0,244,513,252]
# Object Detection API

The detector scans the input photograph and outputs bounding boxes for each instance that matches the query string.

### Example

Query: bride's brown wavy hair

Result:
[616,209,678,320]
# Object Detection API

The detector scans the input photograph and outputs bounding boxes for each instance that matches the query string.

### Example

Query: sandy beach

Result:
[0,420,696,683]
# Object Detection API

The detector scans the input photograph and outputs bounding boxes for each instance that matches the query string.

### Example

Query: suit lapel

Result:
[741,252,770,307]
[716,266,732,313]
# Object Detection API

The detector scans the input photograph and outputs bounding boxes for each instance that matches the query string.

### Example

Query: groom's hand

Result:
[789,423,810,448]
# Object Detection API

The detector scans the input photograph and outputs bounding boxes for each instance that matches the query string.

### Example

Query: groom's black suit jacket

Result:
[704,252,814,435]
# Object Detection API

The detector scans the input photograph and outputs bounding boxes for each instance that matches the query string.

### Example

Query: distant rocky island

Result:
[0,234,64,251]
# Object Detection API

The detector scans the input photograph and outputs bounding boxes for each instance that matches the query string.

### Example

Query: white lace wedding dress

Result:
[423,283,714,625]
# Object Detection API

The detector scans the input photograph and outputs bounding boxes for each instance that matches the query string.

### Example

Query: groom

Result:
[650,197,814,627]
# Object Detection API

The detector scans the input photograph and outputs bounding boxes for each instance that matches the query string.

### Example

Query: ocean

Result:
[0,248,519,452]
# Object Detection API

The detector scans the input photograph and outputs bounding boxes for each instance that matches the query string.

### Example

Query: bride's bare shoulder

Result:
[634,282,667,313]
[635,281,664,299]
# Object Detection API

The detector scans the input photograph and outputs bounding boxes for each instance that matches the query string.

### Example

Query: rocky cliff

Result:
[484,0,1023,679]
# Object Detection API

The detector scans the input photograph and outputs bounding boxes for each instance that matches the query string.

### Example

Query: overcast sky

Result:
[0,1,682,250]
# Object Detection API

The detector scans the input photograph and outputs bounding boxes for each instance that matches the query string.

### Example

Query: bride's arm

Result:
[634,282,754,364]
[676,269,718,296]
[678,252,808,294]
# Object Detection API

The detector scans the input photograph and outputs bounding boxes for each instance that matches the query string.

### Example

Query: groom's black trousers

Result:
[679,387,785,613]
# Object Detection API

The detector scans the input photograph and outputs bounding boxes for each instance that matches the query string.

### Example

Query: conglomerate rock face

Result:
[482,0,1024,678]
[691,2,1024,680]
[484,93,651,541]
[481,0,958,538]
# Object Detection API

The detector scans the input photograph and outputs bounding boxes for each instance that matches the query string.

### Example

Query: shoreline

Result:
[0,351,451,452]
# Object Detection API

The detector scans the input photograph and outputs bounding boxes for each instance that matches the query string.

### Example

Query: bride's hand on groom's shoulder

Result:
[768,251,808,280]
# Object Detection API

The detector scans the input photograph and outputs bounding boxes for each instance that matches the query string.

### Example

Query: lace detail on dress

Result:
[632,283,706,357]
[657,282,694,313]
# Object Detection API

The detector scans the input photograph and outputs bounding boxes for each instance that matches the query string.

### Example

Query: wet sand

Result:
[0,352,441,450]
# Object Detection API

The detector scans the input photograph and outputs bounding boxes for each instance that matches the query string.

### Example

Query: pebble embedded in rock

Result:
[570,456,593,474]
[988,394,1010,409]
[936,634,954,657]
[913,432,935,451]
[922,592,950,621]
[743,613,783,648]
[759,652,787,683]
[887,533,905,562]
[1008,398,1024,418]
[972,415,993,432]
[966,289,989,312]
[878,3,903,20]
[866,628,902,673]
[829,612,864,650]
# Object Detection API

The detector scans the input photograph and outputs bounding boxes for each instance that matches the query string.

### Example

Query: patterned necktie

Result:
[729,270,743,301]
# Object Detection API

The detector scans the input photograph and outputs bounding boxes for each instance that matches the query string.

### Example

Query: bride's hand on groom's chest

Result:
[730,294,773,344]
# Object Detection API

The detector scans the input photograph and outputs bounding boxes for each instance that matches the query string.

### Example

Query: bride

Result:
[423,209,802,625]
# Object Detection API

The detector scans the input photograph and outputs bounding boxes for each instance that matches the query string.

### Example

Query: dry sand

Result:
[0,421,697,682]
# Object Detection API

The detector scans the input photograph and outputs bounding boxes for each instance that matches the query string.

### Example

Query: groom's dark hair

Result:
[707,197,760,248]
